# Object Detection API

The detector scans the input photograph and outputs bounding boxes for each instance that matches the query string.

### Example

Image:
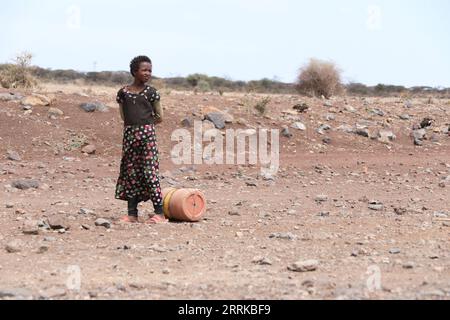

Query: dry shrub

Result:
[0,52,37,89]
[297,58,342,98]
[254,97,271,116]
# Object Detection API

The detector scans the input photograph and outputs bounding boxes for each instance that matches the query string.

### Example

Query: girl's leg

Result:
[127,197,139,217]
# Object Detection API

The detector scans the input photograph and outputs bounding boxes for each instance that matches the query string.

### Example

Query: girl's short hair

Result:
[130,55,152,77]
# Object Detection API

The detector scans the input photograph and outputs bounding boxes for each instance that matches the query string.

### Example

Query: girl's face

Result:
[135,62,152,83]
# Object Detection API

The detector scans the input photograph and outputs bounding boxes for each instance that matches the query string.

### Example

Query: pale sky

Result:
[1,0,449,87]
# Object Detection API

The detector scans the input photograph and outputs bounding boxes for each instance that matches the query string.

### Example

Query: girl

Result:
[115,55,166,224]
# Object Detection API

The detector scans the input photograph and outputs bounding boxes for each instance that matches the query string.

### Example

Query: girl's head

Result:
[130,55,152,83]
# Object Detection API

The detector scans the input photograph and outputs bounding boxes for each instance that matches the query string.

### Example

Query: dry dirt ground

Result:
[0,84,449,300]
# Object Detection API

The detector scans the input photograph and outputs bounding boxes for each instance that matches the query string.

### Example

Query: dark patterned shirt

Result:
[116,85,161,126]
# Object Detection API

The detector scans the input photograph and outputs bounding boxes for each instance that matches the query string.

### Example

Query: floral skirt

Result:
[115,124,163,206]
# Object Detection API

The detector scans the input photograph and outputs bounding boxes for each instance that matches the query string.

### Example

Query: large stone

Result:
[412,129,426,146]
[47,215,69,230]
[201,106,233,123]
[281,126,292,138]
[288,260,319,272]
[371,108,385,116]
[95,218,111,229]
[22,220,40,235]
[205,113,226,129]
[316,124,331,135]
[5,239,24,253]
[80,102,109,113]
[337,124,354,133]
[21,94,53,107]
[377,130,396,143]
[0,92,23,102]
[269,232,297,240]
[81,145,96,155]
[291,122,306,131]
[48,107,64,117]
[181,117,193,128]
[368,201,384,211]
[399,114,410,120]
[355,128,369,138]
[0,288,33,299]
[6,150,21,161]
[345,105,356,113]
[11,179,40,190]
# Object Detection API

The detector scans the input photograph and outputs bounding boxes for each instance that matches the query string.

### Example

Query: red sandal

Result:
[118,215,139,223]
[145,214,168,224]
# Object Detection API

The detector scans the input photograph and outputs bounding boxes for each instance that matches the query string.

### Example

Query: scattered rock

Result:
[79,208,94,215]
[5,239,24,253]
[21,94,51,107]
[6,150,21,161]
[181,117,193,128]
[293,103,309,113]
[288,260,319,272]
[11,179,40,190]
[412,129,426,146]
[345,105,356,113]
[269,232,297,240]
[80,102,108,113]
[37,246,49,254]
[39,287,67,299]
[95,218,111,229]
[314,195,328,203]
[291,122,306,131]
[368,201,383,211]
[420,118,433,129]
[316,124,331,135]
[252,257,273,265]
[15,209,26,215]
[47,215,69,230]
[322,137,332,144]
[48,107,64,117]
[281,126,292,138]
[22,220,40,235]
[402,262,415,269]
[0,92,23,102]
[81,145,96,155]
[0,288,33,299]
[394,207,408,215]
[205,113,226,129]
[371,108,385,116]
[355,128,369,138]
[399,114,410,120]
[5,203,14,208]
[377,130,396,143]
[389,248,401,254]
[337,124,354,133]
